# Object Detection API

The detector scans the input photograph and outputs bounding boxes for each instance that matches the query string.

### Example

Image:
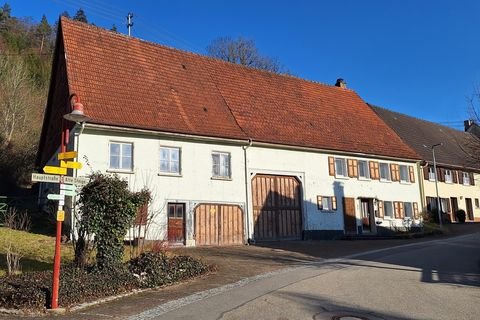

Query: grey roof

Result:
[370,104,480,171]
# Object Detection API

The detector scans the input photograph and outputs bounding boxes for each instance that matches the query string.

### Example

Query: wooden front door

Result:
[168,203,185,243]
[252,175,302,240]
[194,204,244,246]
[343,197,357,234]
[360,199,374,233]
[465,198,474,221]
[450,197,458,222]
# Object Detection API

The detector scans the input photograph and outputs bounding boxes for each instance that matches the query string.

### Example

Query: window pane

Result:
[122,156,132,170]
[380,163,390,180]
[160,148,169,160]
[359,161,369,178]
[171,160,179,173]
[110,155,120,169]
[322,197,330,210]
[400,166,408,181]
[335,159,345,176]
[168,205,175,217]
[404,202,413,217]
[384,201,393,217]
[171,148,179,161]
[176,205,184,218]
[160,160,169,172]
[110,143,120,156]
[122,143,132,157]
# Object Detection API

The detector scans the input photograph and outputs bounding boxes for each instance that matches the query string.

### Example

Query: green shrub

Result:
[456,209,466,223]
[0,271,50,310]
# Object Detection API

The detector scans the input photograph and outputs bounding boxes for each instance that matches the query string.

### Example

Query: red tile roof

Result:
[60,18,419,160]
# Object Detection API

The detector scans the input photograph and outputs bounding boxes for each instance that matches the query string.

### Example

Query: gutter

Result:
[242,138,253,243]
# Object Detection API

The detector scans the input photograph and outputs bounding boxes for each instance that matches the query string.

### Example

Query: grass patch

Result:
[0,227,74,276]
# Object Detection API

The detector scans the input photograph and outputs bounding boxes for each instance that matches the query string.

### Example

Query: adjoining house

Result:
[371,105,480,222]
[36,18,422,246]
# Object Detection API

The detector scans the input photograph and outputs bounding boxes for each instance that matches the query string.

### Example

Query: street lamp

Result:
[424,143,443,228]
[51,93,89,310]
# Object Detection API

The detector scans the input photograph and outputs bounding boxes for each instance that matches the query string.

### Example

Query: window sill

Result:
[358,177,371,181]
[211,176,232,181]
[158,172,182,177]
[107,169,134,174]
[399,181,412,185]
[319,210,336,213]
[380,179,392,183]
[335,175,349,180]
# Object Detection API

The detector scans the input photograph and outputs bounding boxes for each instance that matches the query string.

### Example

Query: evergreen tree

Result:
[73,8,88,23]
[35,14,52,53]
[0,3,11,21]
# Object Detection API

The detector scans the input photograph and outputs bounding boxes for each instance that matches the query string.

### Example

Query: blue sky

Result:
[7,0,480,129]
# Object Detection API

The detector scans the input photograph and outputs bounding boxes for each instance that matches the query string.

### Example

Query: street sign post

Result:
[47,194,65,201]
[60,183,75,191]
[60,160,82,169]
[63,176,89,186]
[31,173,61,183]
[60,189,76,197]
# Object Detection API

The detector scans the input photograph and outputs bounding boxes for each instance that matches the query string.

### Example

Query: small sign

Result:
[43,166,67,175]
[60,184,76,191]
[60,189,76,197]
[47,194,65,201]
[56,210,65,222]
[31,173,61,183]
[63,176,89,186]
[60,160,82,170]
[58,151,78,160]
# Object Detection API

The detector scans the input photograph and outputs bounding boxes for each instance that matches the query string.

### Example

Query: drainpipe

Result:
[417,161,426,222]
[70,122,85,241]
[243,138,253,243]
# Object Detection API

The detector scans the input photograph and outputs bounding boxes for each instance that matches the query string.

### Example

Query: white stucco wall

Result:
[423,173,480,221]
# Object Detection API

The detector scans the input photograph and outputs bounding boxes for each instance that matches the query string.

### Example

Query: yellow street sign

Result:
[56,210,65,222]
[43,166,67,175]
[60,160,82,170]
[58,151,78,160]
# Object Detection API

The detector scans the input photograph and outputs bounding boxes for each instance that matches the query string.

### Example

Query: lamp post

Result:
[424,143,443,228]
[51,93,89,309]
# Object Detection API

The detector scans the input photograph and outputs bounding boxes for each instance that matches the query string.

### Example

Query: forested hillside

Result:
[0,3,88,195]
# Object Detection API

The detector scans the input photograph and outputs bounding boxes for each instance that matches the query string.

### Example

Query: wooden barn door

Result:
[252,175,302,240]
[194,204,244,246]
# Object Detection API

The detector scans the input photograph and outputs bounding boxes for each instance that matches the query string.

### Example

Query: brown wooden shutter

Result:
[317,196,323,210]
[437,168,445,182]
[352,160,358,177]
[452,170,458,183]
[458,171,464,184]
[423,166,429,180]
[413,202,419,219]
[469,172,475,185]
[369,161,375,179]
[374,162,380,179]
[328,157,335,176]
[446,198,451,213]
[347,159,354,177]
[390,164,400,181]
[393,202,400,218]
[399,202,405,218]
[332,196,337,210]
[409,166,415,183]
[377,200,384,218]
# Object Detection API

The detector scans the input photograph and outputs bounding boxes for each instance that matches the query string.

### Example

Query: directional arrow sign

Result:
[43,166,67,175]
[60,183,76,191]
[47,194,65,201]
[60,189,76,197]
[31,173,61,183]
[60,160,82,170]
[64,176,89,186]
[58,151,78,160]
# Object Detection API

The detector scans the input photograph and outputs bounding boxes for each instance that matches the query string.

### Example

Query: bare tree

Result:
[207,36,286,74]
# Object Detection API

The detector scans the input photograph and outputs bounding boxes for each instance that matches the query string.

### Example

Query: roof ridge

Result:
[60,17,355,93]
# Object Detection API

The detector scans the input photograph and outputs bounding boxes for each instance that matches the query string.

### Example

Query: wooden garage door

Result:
[252,175,302,240]
[195,204,244,246]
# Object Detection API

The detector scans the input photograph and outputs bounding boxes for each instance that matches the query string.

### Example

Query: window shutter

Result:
[469,172,475,185]
[352,159,358,177]
[393,202,400,219]
[390,164,400,181]
[437,168,444,182]
[317,196,323,210]
[332,196,337,210]
[458,171,464,184]
[396,165,401,181]
[413,202,419,219]
[378,200,384,218]
[446,198,451,213]
[399,202,405,218]
[423,166,429,180]
[369,161,376,179]
[452,170,458,183]
[374,162,380,179]
[347,159,354,177]
[328,157,335,176]
[409,166,415,183]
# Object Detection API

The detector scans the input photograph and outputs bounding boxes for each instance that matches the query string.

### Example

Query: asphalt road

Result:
[131,233,480,320]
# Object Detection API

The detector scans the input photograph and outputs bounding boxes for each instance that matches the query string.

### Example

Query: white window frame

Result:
[334,158,347,178]
[109,141,133,171]
[159,146,181,175]
[358,160,370,179]
[212,151,231,179]
[463,172,470,185]
[444,169,453,183]
[379,163,391,181]
[428,167,436,181]
[399,165,409,183]
[384,201,394,218]
[317,196,336,211]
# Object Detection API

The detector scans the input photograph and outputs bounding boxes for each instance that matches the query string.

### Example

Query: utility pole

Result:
[126,13,133,36]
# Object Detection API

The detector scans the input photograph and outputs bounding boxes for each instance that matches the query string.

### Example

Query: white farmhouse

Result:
[37,18,422,246]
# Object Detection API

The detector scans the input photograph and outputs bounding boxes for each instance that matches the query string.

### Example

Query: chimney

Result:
[335,78,347,88]
[464,119,473,132]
